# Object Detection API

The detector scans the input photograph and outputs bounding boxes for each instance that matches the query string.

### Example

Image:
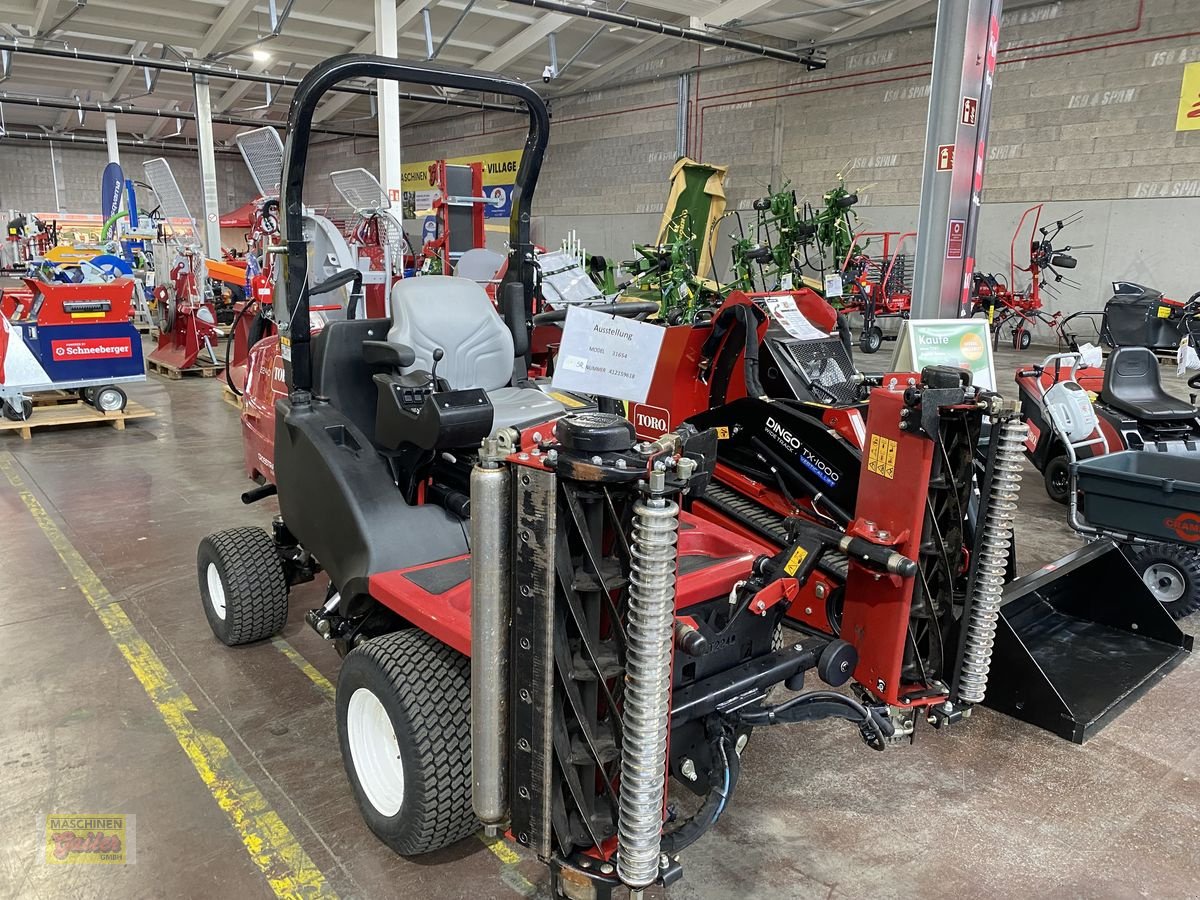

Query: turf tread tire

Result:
[1127,543,1200,620]
[336,629,475,856]
[198,526,289,645]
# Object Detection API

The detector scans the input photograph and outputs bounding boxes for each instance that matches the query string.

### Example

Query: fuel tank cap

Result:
[555,413,636,453]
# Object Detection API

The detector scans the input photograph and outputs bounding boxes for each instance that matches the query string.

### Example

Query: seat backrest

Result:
[455,248,505,284]
[312,317,392,442]
[387,275,513,391]
[1102,345,1161,405]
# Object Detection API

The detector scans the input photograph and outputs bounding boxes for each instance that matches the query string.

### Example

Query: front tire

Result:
[1127,544,1200,619]
[860,325,883,354]
[95,385,127,413]
[1043,454,1071,505]
[336,630,475,856]
[197,526,289,645]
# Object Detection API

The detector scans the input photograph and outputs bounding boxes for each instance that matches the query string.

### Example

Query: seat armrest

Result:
[363,340,416,370]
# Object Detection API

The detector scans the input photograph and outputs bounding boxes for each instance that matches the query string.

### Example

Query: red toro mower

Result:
[971,205,1083,350]
[198,55,1192,900]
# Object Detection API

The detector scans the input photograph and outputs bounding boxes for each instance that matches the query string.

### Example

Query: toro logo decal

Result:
[765,416,840,487]
[1165,512,1200,543]
[631,403,670,438]
[51,338,132,360]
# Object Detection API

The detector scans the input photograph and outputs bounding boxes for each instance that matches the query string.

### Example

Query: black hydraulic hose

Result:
[701,303,766,399]
[223,300,255,397]
[660,737,739,855]
[735,690,894,750]
[835,311,853,358]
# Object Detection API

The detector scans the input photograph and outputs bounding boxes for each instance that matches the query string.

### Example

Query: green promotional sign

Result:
[890,319,996,390]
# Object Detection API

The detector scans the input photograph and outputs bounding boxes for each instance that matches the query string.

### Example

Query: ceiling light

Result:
[252,48,272,62]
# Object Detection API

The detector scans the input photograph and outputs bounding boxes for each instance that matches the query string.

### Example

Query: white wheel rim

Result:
[206,562,227,621]
[97,389,122,412]
[347,687,406,817]
[1143,563,1186,605]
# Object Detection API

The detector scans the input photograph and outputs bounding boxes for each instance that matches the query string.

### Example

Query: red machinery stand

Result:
[423,160,486,273]
[147,250,224,373]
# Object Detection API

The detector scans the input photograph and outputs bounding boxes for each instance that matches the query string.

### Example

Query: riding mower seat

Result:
[1100,346,1198,421]
[382,275,564,435]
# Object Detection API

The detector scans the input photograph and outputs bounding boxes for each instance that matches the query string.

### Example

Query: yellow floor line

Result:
[268,636,537,896]
[0,453,337,900]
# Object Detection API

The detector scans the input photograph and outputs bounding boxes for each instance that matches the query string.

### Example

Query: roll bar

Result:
[278,54,550,395]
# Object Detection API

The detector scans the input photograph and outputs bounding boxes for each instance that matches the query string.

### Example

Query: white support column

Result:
[104,113,120,165]
[193,74,223,257]
[375,0,403,217]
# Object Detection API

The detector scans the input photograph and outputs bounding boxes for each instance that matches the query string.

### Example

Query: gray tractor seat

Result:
[386,275,564,433]
[1100,346,1199,421]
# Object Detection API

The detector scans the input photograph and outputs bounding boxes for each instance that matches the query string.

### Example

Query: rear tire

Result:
[336,629,476,856]
[1127,544,1200,619]
[2,399,32,421]
[95,385,127,413]
[860,325,883,354]
[1043,454,1071,505]
[197,526,289,645]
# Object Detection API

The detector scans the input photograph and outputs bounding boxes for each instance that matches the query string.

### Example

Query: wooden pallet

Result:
[31,390,83,408]
[221,383,243,410]
[148,358,219,380]
[0,399,155,440]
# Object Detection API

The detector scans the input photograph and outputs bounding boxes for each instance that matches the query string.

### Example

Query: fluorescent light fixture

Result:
[252,48,272,62]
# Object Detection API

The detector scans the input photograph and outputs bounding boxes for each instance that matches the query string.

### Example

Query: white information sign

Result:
[764,296,829,342]
[552,305,665,403]
[823,273,844,298]
[890,318,996,391]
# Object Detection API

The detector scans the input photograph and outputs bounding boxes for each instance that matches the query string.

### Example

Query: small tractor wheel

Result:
[197,526,289,645]
[95,386,127,413]
[860,325,883,354]
[81,387,97,406]
[1043,454,1072,505]
[336,629,476,856]
[3,398,33,421]
[1014,327,1032,350]
[1127,544,1200,619]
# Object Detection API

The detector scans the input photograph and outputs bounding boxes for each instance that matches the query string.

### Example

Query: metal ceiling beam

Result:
[196,0,260,59]
[0,128,242,155]
[103,39,147,101]
[561,34,674,93]
[696,0,775,28]
[0,40,522,113]
[502,0,809,64]
[214,58,272,113]
[477,12,570,71]
[31,0,58,35]
[824,0,933,41]
[0,91,370,137]
[431,0,476,60]
[730,0,886,28]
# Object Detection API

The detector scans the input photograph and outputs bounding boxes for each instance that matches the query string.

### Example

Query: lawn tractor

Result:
[1016,349,1200,616]
[970,205,1083,350]
[838,230,915,353]
[198,54,1193,900]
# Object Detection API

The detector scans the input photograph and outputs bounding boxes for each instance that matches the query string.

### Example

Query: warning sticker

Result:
[867,434,898,479]
[784,544,809,576]
[1157,305,1173,319]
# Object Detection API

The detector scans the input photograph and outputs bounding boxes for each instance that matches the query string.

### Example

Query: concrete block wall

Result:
[388,0,1200,314]
[0,143,258,224]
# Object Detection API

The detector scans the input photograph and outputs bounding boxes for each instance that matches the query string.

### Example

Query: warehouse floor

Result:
[1,333,1197,900]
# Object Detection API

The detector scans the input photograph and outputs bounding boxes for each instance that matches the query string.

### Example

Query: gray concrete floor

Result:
[0,331,1197,900]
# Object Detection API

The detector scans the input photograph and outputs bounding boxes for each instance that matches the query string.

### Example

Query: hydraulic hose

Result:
[735,690,894,750]
[660,736,739,856]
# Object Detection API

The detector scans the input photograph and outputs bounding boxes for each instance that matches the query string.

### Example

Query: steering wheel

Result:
[532,300,660,326]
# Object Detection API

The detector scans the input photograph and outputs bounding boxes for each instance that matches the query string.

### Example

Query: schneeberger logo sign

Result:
[765,415,840,487]
[50,338,133,360]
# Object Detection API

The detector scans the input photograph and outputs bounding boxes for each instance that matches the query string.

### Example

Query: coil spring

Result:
[617,494,680,890]
[957,417,1029,705]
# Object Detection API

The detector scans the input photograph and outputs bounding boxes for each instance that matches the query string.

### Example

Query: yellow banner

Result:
[1178,61,1200,131]
[401,149,523,192]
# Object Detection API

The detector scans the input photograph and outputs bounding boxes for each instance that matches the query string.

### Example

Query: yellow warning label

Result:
[1157,305,1172,319]
[716,426,730,439]
[867,434,898,479]
[784,544,808,576]
[547,391,586,409]
[70,312,105,319]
